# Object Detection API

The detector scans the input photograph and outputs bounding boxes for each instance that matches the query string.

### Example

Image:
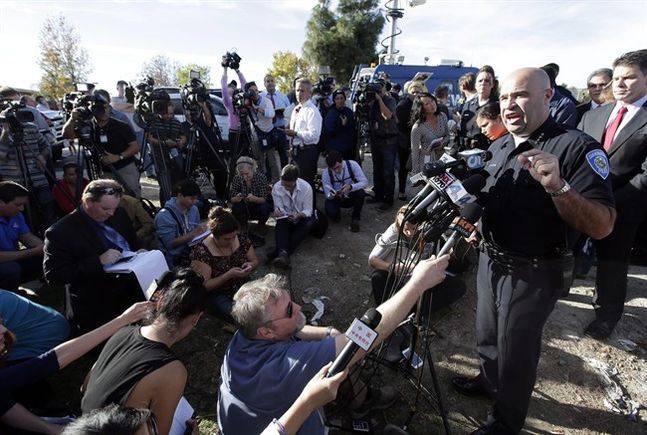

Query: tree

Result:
[38,14,92,100]
[266,51,315,94]
[176,64,212,87]
[303,0,384,84]
[140,55,179,87]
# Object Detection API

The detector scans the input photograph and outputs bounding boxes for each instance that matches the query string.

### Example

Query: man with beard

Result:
[218,253,449,435]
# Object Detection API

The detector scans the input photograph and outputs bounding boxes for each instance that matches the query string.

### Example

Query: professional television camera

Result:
[221,50,242,70]
[180,77,209,111]
[0,100,35,132]
[353,79,382,114]
[312,76,335,116]
[133,77,170,128]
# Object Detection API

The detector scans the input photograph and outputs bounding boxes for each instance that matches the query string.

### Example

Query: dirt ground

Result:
[41,152,647,434]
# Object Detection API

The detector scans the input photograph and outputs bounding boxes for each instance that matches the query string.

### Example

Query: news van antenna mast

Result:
[380,0,427,65]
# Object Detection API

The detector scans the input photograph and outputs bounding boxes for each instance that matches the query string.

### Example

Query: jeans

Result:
[275,215,316,255]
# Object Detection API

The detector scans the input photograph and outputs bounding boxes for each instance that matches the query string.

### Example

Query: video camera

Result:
[221,51,242,70]
[133,77,170,128]
[231,89,253,118]
[313,77,335,99]
[353,79,383,108]
[180,77,208,110]
[0,100,35,132]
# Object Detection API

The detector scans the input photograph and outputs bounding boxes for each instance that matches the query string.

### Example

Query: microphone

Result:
[326,308,381,377]
[423,150,493,177]
[437,203,483,257]
[406,174,485,225]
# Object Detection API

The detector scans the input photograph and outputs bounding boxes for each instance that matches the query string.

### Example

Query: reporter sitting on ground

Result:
[190,207,257,320]
[81,269,206,435]
[229,156,271,235]
[369,206,466,315]
[218,255,449,434]
[155,179,206,268]
[321,150,367,233]
[0,301,151,435]
[0,181,45,292]
[270,164,315,269]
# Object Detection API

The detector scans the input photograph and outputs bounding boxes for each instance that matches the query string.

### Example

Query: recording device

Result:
[326,308,382,377]
[423,149,492,177]
[313,77,335,99]
[180,78,209,110]
[436,202,483,257]
[353,79,383,108]
[133,77,170,128]
[0,100,35,131]
[221,50,242,70]
[406,173,485,225]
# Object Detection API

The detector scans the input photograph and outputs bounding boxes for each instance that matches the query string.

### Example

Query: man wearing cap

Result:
[63,94,141,198]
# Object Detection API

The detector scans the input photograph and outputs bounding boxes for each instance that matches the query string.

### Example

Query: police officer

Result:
[450,68,616,435]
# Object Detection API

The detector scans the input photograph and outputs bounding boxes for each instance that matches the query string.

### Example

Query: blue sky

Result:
[0,0,645,93]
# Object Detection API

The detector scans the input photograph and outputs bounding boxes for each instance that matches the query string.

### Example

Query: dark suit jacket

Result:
[43,206,142,331]
[579,101,647,221]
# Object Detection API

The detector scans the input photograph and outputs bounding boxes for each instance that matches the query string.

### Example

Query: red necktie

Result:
[602,106,628,151]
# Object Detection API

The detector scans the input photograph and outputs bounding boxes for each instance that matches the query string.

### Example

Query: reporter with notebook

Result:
[44,180,145,334]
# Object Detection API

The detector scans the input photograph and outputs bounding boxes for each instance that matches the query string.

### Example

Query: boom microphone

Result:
[437,203,483,257]
[326,308,381,377]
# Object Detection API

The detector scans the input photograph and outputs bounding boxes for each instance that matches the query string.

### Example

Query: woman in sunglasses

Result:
[81,268,206,435]
[0,301,152,434]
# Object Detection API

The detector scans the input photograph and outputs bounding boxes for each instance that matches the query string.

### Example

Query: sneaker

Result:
[351,385,398,418]
[350,219,360,232]
[272,251,291,269]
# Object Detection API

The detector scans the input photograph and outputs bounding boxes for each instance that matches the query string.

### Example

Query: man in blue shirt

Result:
[321,150,368,232]
[0,181,44,292]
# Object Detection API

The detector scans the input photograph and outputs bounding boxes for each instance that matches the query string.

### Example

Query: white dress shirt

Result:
[289,99,322,147]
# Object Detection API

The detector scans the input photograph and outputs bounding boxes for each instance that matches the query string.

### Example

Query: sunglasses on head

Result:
[87,186,123,196]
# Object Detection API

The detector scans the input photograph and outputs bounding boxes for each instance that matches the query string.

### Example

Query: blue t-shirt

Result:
[218,331,336,435]
[0,212,29,252]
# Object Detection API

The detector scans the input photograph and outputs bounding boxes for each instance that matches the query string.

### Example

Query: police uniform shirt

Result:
[93,118,136,170]
[479,117,615,256]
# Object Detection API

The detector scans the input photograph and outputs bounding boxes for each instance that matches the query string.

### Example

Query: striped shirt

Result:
[0,123,49,188]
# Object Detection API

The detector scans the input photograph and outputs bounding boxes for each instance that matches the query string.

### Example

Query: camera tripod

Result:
[183,104,231,199]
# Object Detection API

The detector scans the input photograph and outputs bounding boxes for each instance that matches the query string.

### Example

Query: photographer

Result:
[62,94,142,198]
[244,81,281,182]
[221,62,249,157]
[147,101,188,204]
[366,79,398,212]
[0,103,57,230]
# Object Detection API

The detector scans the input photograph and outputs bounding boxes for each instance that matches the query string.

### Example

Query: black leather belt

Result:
[479,240,570,266]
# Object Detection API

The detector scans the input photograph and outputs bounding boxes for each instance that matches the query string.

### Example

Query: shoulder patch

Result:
[586,149,610,180]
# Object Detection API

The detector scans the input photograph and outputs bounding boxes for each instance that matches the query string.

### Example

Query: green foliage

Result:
[303,0,384,85]
[140,55,179,87]
[37,14,92,100]
[266,51,315,94]
[176,64,212,87]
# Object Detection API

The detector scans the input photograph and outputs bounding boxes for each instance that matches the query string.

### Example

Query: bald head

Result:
[499,68,553,138]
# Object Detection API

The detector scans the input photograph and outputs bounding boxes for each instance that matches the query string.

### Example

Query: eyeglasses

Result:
[266,301,293,324]
[87,186,123,196]
[147,412,159,435]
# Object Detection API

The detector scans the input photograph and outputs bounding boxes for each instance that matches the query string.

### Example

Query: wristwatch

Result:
[118,153,124,160]
[548,179,571,197]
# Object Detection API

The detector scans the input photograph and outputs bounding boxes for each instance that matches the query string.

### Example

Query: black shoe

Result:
[471,421,515,435]
[377,202,393,211]
[451,375,489,397]
[366,197,382,204]
[350,219,360,232]
[272,251,291,269]
[584,318,616,340]
[398,193,407,201]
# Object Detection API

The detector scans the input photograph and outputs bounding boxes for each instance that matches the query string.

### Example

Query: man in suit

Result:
[43,179,144,333]
[576,68,613,123]
[578,49,647,339]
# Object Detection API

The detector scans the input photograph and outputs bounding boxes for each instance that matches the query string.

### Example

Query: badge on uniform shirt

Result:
[586,149,610,180]
[99,134,108,144]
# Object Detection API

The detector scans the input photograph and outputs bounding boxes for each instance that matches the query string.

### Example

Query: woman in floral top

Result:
[190,207,258,319]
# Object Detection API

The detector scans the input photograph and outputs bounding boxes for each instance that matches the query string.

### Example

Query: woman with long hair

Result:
[409,92,449,174]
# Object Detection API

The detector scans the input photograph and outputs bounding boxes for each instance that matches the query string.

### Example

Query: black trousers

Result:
[370,139,397,205]
[593,208,645,324]
[293,145,319,207]
[476,251,567,433]
[397,144,410,195]
[274,216,316,255]
[325,189,365,221]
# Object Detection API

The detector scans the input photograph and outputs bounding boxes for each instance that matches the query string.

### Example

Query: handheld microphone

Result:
[423,150,493,177]
[326,308,381,377]
[437,203,483,257]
